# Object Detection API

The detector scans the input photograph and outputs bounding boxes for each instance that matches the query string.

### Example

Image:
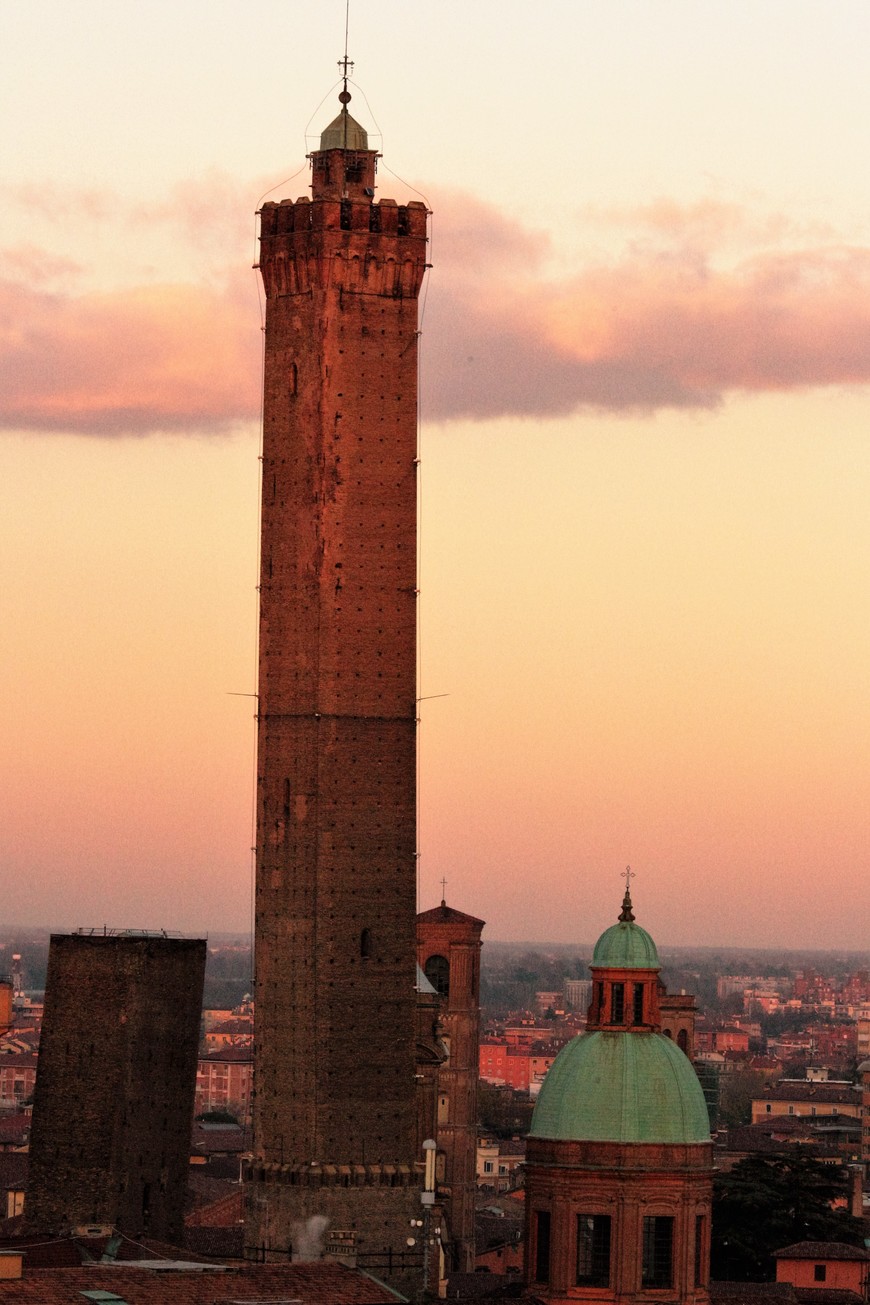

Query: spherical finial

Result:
[339,89,352,105]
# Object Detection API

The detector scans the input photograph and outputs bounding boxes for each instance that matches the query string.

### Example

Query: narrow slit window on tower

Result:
[340,199,352,230]
[695,1215,707,1286]
[360,928,373,959]
[291,362,298,396]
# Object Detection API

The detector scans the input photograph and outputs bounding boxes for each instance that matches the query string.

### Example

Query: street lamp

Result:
[421,1139,437,1298]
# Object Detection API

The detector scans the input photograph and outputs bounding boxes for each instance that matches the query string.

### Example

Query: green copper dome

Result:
[592,919,660,970]
[530,1031,710,1144]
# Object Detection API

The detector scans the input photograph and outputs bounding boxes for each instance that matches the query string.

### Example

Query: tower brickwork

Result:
[25,933,205,1241]
[247,101,430,1280]
[417,901,485,1272]
[659,989,697,1058]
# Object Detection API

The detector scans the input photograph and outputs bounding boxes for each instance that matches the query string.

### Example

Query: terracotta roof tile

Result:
[0,1113,30,1144]
[416,903,485,928]
[711,1283,799,1305]
[0,1153,27,1190]
[774,1243,870,1262]
[200,1046,253,1063]
[0,1261,403,1302]
[793,1291,864,1305]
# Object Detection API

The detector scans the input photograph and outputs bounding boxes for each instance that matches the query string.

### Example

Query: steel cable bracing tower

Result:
[246,78,431,1285]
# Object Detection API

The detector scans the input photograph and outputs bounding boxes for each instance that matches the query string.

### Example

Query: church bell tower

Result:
[247,82,430,1281]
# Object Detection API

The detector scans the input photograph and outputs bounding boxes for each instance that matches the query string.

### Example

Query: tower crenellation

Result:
[258,195,427,299]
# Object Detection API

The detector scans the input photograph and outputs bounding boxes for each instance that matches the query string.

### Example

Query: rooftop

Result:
[417,901,485,928]
[774,1243,870,1262]
[0,1261,403,1303]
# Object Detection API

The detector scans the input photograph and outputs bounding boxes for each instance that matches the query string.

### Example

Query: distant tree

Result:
[711,1154,864,1281]
[718,1068,767,1129]
[762,1009,830,1037]
[196,1109,240,1125]
[478,1083,534,1138]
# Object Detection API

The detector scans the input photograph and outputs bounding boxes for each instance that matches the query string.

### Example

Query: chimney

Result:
[849,1165,863,1219]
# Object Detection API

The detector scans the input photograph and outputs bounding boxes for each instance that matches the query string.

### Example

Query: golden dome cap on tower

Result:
[319,108,369,151]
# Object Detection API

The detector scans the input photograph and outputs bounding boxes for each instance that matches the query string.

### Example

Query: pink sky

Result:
[1,2,869,949]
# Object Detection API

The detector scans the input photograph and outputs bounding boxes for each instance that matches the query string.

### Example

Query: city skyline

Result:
[2,2,869,948]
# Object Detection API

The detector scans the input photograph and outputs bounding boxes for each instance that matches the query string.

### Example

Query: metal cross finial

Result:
[440,877,448,905]
[338,1,354,89]
[619,866,636,923]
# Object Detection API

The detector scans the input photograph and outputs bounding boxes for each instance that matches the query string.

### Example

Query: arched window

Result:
[677,1028,688,1054]
[424,954,450,997]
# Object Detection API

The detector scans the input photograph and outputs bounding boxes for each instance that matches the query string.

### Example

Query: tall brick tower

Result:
[26,932,205,1241]
[247,85,430,1280]
[416,899,485,1272]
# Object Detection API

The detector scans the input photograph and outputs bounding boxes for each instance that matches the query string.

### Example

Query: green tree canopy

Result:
[712,1153,864,1281]
[718,1068,767,1129]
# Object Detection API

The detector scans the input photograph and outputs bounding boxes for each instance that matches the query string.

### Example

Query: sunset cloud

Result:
[3,189,870,435]
[0,275,260,435]
[421,195,870,420]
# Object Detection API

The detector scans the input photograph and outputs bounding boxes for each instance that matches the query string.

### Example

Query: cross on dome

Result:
[619,865,636,923]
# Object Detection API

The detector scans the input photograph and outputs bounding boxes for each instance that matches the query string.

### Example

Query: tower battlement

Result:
[258,196,428,299]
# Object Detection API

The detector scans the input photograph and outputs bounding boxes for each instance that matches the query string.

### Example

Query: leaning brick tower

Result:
[246,87,430,1282]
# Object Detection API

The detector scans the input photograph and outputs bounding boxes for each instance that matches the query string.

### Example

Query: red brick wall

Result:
[26,934,205,1240]
[525,1138,713,1303]
[249,141,429,1286]
[777,1257,867,1293]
